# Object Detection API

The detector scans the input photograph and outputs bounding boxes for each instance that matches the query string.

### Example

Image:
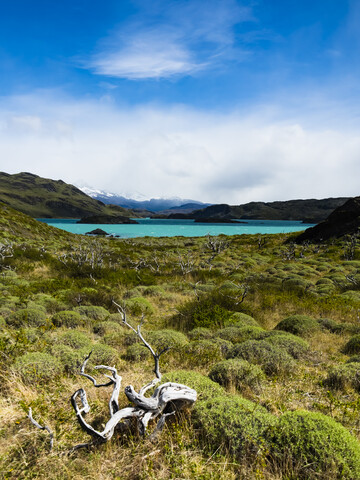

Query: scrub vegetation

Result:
[1,201,360,479]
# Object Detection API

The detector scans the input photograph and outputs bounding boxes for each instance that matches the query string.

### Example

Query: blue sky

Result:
[0,0,359,203]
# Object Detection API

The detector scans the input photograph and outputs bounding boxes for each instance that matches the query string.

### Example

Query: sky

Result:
[0,0,359,203]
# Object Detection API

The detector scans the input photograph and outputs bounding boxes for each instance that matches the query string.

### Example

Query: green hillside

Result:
[0,172,136,218]
[166,197,349,223]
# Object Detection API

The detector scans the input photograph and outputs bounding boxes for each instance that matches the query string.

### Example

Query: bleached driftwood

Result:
[27,407,54,450]
[71,303,197,446]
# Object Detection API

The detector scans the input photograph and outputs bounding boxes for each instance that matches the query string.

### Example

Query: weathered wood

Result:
[70,306,197,445]
[27,407,54,450]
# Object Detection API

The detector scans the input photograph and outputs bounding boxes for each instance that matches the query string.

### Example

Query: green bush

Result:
[93,321,123,336]
[325,363,360,392]
[147,329,188,351]
[269,410,360,479]
[86,343,118,365]
[227,340,295,376]
[143,286,166,297]
[193,395,274,459]
[58,330,92,349]
[264,332,310,359]
[347,356,360,364]
[32,294,66,313]
[275,314,319,337]
[7,308,47,328]
[318,318,360,335]
[209,359,265,392]
[187,327,214,341]
[51,344,83,374]
[74,305,110,321]
[124,297,155,316]
[13,352,62,383]
[342,335,360,355]
[215,326,265,344]
[182,339,231,367]
[52,310,84,328]
[162,370,224,402]
[124,343,150,362]
[224,312,259,328]
[0,315,5,328]
[175,296,231,330]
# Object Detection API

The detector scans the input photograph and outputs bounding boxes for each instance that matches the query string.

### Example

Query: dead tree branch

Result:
[28,407,54,450]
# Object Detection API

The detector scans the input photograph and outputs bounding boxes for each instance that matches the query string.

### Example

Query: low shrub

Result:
[162,370,224,401]
[215,326,265,344]
[124,343,150,362]
[52,310,84,328]
[342,335,360,355]
[124,297,155,317]
[187,327,214,341]
[325,363,360,392]
[224,312,259,328]
[182,339,231,367]
[58,330,92,349]
[275,314,319,337]
[74,305,110,321]
[264,332,310,359]
[87,343,118,365]
[209,359,265,392]
[13,352,62,383]
[318,318,360,335]
[147,329,188,351]
[193,395,275,459]
[269,410,360,479]
[32,294,66,313]
[93,321,123,336]
[7,308,47,328]
[227,340,296,376]
[51,344,83,374]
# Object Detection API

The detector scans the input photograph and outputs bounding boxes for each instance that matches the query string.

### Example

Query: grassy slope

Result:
[0,172,136,218]
[1,207,360,479]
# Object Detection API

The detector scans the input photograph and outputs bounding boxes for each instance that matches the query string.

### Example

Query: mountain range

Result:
[78,185,210,213]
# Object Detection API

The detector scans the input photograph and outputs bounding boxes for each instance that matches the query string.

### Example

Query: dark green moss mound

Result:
[227,340,295,376]
[7,308,47,328]
[325,363,360,392]
[275,314,319,337]
[209,359,265,392]
[270,410,360,479]
[342,335,360,355]
[163,370,225,401]
[264,332,310,359]
[193,395,275,459]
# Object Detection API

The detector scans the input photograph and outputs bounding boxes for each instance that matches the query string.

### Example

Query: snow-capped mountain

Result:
[77,185,210,212]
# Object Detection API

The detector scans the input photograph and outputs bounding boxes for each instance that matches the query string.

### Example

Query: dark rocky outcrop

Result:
[85,228,109,235]
[78,215,138,224]
[295,197,360,242]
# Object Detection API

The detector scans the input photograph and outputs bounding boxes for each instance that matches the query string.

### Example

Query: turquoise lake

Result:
[37,218,315,238]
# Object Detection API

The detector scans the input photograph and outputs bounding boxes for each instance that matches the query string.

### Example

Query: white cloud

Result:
[0,91,359,204]
[86,0,251,80]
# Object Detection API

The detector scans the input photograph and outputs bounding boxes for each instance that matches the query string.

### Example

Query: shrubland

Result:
[1,202,360,478]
